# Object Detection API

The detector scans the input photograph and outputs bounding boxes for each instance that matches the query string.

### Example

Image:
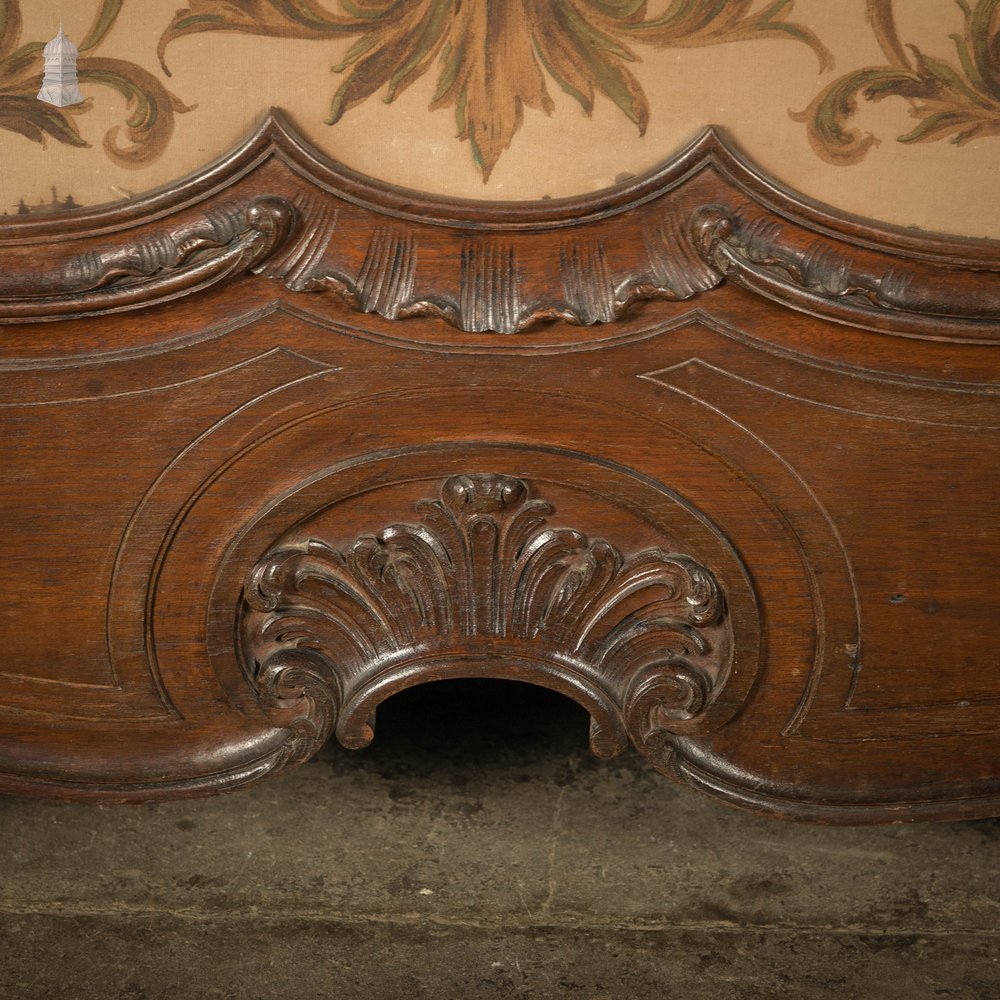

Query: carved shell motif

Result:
[239,474,731,768]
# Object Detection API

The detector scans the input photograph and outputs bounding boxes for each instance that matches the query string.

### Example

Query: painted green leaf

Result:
[797,0,1000,166]
[637,0,833,71]
[79,0,125,52]
[969,0,1000,99]
[158,0,358,75]
[159,0,835,181]
[0,0,190,170]
[792,68,918,164]
[0,0,21,64]
[0,93,88,147]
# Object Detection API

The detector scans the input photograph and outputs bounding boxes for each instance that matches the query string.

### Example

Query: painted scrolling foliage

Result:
[158,0,831,181]
[2,0,997,188]
[797,0,1000,165]
[0,0,189,167]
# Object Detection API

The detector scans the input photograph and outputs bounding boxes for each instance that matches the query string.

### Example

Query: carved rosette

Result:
[239,474,732,769]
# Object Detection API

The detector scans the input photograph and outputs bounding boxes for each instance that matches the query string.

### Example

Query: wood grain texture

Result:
[0,110,998,822]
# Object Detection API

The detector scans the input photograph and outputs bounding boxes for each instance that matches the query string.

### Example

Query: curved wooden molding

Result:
[0,197,296,322]
[0,109,998,336]
[690,206,1000,330]
[239,474,731,770]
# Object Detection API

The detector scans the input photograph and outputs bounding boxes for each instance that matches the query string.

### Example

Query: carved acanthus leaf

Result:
[239,474,731,765]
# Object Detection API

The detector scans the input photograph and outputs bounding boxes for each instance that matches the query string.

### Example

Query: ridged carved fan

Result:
[239,474,731,769]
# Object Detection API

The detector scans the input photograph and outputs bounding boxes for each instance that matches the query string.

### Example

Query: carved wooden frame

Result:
[4,110,999,338]
[1,110,998,823]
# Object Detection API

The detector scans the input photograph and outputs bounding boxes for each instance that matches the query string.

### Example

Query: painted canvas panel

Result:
[0,0,997,237]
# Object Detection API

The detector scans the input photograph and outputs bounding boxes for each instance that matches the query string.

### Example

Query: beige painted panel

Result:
[2,1,998,239]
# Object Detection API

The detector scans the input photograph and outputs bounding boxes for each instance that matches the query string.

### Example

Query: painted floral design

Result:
[0,0,189,167]
[795,0,1000,165]
[158,0,831,181]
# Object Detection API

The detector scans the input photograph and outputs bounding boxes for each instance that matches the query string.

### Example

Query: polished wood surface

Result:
[1,111,998,821]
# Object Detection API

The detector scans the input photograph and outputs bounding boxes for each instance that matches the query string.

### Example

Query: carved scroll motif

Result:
[690,205,1000,321]
[1,114,998,341]
[0,196,297,321]
[239,474,731,768]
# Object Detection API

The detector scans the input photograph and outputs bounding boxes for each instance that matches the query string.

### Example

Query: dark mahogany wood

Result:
[1,110,999,822]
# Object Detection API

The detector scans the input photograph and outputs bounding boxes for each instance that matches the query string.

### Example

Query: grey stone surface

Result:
[2,681,999,998]
[4,917,1000,1000]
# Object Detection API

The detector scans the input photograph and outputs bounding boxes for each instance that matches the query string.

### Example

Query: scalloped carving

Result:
[239,474,731,769]
[1,111,997,339]
[261,197,720,334]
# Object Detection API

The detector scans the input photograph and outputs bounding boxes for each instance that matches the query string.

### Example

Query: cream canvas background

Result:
[3,1,997,238]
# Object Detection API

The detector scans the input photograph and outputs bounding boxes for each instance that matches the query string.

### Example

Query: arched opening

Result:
[338,678,594,767]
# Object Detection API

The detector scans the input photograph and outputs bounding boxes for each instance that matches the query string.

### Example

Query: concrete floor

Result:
[1,680,999,999]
